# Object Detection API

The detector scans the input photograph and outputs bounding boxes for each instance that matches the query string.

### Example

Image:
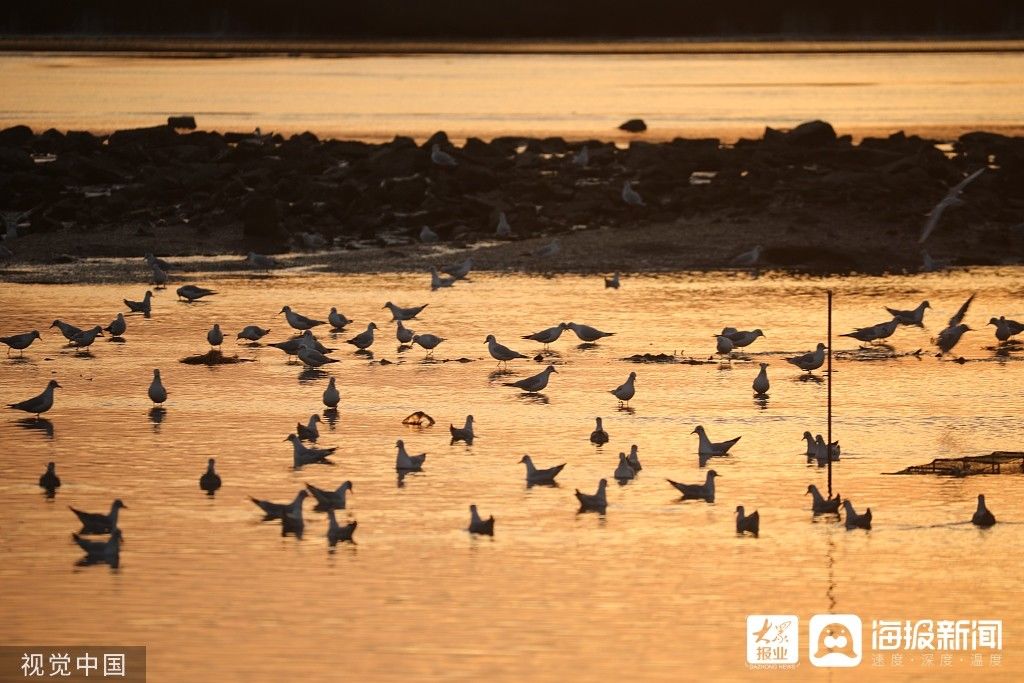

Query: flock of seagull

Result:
[3,250,1019,567]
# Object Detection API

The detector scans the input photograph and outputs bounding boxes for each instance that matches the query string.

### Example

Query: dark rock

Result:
[0,125,33,147]
[619,119,648,133]
[0,147,33,171]
[240,194,286,247]
[167,116,197,130]
[109,125,179,148]
[424,131,450,149]
[785,120,837,148]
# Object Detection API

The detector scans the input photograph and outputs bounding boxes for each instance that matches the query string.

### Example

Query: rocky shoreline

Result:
[1,119,1022,281]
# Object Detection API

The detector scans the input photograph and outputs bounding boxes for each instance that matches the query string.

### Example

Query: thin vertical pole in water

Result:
[827,290,833,498]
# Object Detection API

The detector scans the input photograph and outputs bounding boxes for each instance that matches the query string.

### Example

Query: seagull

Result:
[572,146,589,168]
[495,212,512,238]
[327,510,358,546]
[567,322,614,342]
[468,505,495,535]
[384,302,428,321]
[176,284,216,303]
[450,415,475,445]
[346,322,378,350]
[306,480,352,511]
[420,226,440,244]
[0,330,41,356]
[207,323,223,349]
[936,323,971,355]
[731,245,762,267]
[590,417,609,445]
[504,365,558,392]
[431,144,457,167]
[522,322,568,347]
[297,414,321,441]
[667,470,719,502]
[282,502,305,538]
[280,306,326,331]
[328,308,352,330]
[919,168,985,243]
[752,363,770,395]
[73,528,122,567]
[412,333,445,357]
[50,319,84,341]
[8,379,60,417]
[286,434,336,468]
[801,432,817,456]
[735,506,760,537]
[151,265,169,287]
[519,454,565,485]
[200,458,221,495]
[298,232,327,250]
[486,334,527,366]
[105,313,127,338]
[245,251,277,269]
[39,461,61,492]
[626,444,642,472]
[148,370,167,405]
[249,490,307,520]
[441,257,473,280]
[886,300,930,327]
[715,335,734,359]
[145,252,172,271]
[71,326,103,350]
[237,325,270,342]
[610,371,636,405]
[972,494,996,527]
[429,267,456,290]
[298,346,340,368]
[843,500,872,530]
[948,293,975,327]
[532,239,561,258]
[267,335,316,358]
[806,485,842,514]
[395,320,415,344]
[692,425,741,457]
[786,343,827,372]
[813,435,841,463]
[69,499,126,534]
[576,479,609,512]
[604,272,620,289]
[989,316,1024,342]
[722,328,765,348]
[123,290,153,316]
[323,377,340,408]
[622,181,645,207]
[841,319,899,345]
[614,453,635,482]
[395,439,426,471]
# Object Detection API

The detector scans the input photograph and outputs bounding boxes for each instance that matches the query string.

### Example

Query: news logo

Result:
[809,614,863,667]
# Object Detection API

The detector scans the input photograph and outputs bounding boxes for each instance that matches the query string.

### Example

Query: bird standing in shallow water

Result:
[752,363,770,395]
[8,380,60,417]
[735,506,760,537]
[972,494,996,527]
[39,461,61,493]
[610,372,637,406]
[1,330,41,356]
[207,323,223,349]
[148,370,167,405]
[200,458,221,495]
[590,417,609,445]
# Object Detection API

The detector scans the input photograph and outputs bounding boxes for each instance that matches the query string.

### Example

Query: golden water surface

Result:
[0,267,1022,681]
[1,48,1023,140]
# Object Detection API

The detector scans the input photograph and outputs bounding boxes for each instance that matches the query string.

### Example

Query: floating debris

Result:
[402,411,435,427]
[179,350,253,365]
[623,353,717,365]
[834,348,925,361]
[887,452,1024,477]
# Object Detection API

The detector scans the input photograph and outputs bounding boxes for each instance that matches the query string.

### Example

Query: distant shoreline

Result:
[2,35,1024,57]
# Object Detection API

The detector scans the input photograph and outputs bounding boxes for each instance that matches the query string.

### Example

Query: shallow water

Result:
[2,47,1024,141]
[1,267,1023,681]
